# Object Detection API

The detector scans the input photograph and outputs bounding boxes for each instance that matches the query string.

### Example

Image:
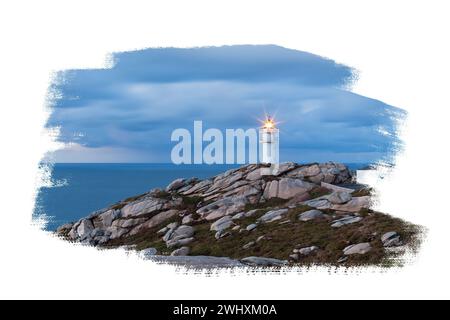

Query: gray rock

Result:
[197,196,248,221]
[157,227,168,235]
[181,179,213,195]
[171,225,195,241]
[209,172,243,192]
[343,242,372,255]
[129,209,179,236]
[77,219,94,239]
[256,235,266,242]
[214,230,231,239]
[167,222,179,230]
[331,196,370,212]
[328,191,352,204]
[302,198,331,210]
[166,178,186,192]
[272,162,296,176]
[289,253,299,260]
[246,168,263,181]
[99,209,121,228]
[246,223,257,231]
[263,180,279,199]
[163,228,175,242]
[331,216,362,228]
[244,209,259,218]
[231,211,245,220]
[297,246,319,255]
[320,182,354,193]
[287,164,321,178]
[167,237,195,248]
[223,184,260,199]
[140,248,158,257]
[337,256,348,263]
[108,226,128,239]
[210,216,234,232]
[171,246,190,256]
[298,209,325,222]
[381,231,402,247]
[121,197,168,217]
[241,256,288,267]
[90,228,104,238]
[242,241,255,249]
[148,255,243,267]
[112,217,146,229]
[258,208,289,223]
[182,214,194,225]
[277,178,314,199]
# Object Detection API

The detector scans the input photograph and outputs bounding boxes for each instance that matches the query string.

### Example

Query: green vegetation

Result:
[351,187,373,197]
[308,186,331,199]
[187,208,421,267]
[152,190,172,199]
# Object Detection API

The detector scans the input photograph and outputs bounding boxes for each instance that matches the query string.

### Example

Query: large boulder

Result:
[276,178,314,199]
[77,219,94,239]
[298,209,326,222]
[263,180,279,199]
[98,209,121,228]
[210,216,234,232]
[121,197,169,217]
[170,225,195,241]
[258,209,289,223]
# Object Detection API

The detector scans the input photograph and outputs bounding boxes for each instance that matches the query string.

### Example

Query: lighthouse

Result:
[259,116,279,164]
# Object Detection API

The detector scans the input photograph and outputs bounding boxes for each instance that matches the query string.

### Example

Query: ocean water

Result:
[34,163,367,231]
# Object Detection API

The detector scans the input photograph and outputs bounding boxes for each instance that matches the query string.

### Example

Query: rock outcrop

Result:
[56,162,420,268]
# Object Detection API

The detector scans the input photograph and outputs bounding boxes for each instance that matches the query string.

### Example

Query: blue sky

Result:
[48,45,405,163]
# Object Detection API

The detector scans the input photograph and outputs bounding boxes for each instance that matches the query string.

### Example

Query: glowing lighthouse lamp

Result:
[259,116,279,164]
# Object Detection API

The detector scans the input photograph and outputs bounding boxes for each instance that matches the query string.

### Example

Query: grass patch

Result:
[188,208,422,267]
[308,186,331,199]
[351,188,373,197]
[153,190,172,199]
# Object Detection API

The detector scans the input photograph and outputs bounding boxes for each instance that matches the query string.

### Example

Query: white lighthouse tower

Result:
[259,116,279,164]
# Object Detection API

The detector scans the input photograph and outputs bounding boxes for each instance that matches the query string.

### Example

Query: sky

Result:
[48,45,406,164]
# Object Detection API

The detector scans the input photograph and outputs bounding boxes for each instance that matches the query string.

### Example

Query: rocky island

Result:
[56,162,421,268]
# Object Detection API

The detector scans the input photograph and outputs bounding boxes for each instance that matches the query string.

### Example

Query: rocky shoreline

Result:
[56,162,421,268]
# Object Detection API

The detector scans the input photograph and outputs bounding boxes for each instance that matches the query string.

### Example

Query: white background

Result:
[1,0,449,299]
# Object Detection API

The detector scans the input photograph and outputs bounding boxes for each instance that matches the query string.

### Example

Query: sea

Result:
[34,163,368,231]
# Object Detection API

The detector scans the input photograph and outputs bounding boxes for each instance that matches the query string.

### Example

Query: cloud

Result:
[48,45,405,163]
